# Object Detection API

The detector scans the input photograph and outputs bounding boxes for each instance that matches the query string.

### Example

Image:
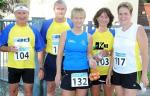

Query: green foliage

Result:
[144,0,150,3]
[148,72,150,87]
[20,0,28,4]
[0,0,6,8]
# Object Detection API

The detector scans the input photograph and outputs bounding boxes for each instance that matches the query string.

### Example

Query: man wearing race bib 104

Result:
[0,4,45,96]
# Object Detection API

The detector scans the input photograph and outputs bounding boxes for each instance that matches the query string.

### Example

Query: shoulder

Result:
[29,25,39,33]
[3,23,15,31]
[137,24,147,41]
[87,32,92,41]
[1,23,15,35]
[89,28,96,35]
[137,24,145,35]
[137,24,144,31]
[43,18,53,24]
[41,18,54,28]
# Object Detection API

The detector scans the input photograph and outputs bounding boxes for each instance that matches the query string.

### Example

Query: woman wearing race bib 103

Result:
[90,8,114,96]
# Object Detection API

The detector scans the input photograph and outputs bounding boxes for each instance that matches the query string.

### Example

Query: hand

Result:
[89,58,97,69]
[93,50,110,62]
[100,50,110,57]
[55,73,61,87]
[9,46,18,52]
[38,68,44,80]
[141,74,149,87]
[93,55,101,62]
[106,74,111,87]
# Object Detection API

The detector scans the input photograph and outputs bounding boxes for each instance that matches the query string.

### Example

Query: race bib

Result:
[52,34,60,54]
[14,37,30,60]
[97,57,110,66]
[71,72,88,87]
[114,52,126,67]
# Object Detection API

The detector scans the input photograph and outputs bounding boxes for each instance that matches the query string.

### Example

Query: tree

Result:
[0,0,29,19]
[144,0,150,3]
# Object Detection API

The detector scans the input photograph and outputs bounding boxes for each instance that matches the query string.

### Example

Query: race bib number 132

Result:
[71,73,88,87]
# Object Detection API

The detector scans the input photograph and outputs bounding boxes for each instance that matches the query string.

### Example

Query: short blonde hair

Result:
[71,8,86,19]
[118,2,133,14]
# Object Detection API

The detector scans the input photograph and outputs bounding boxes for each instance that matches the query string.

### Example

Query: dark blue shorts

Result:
[43,53,63,81]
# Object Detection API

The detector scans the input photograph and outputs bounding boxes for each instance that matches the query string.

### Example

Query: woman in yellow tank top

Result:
[90,8,114,96]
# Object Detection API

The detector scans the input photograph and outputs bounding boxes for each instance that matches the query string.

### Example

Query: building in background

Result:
[138,3,150,26]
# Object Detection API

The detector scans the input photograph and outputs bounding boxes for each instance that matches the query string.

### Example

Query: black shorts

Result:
[61,69,90,90]
[8,67,34,84]
[44,53,63,81]
[91,75,107,85]
[111,71,141,89]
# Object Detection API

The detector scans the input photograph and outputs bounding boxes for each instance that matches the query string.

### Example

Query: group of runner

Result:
[0,0,149,96]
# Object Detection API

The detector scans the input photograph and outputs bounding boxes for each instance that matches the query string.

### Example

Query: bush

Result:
[148,72,150,87]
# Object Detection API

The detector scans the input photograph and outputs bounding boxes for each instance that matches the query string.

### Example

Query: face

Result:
[118,7,132,26]
[97,12,110,27]
[14,10,29,25]
[72,13,85,28]
[54,3,66,19]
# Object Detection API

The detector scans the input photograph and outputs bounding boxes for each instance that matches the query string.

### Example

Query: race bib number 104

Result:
[14,37,30,60]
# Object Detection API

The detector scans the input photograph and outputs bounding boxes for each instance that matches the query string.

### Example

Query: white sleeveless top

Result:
[113,23,142,74]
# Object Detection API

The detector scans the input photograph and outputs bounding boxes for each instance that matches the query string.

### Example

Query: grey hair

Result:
[54,0,67,9]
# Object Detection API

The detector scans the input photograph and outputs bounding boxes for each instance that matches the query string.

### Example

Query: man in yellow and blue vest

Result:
[40,0,73,95]
[0,4,45,96]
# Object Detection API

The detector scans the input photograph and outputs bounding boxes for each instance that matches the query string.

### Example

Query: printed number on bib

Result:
[71,73,88,87]
[14,37,30,60]
[114,52,126,67]
[15,51,29,60]
[52,34,60,54]
[97,57,109,66]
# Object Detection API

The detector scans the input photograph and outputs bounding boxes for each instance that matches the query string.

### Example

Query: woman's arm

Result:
[55,31,66,86]
[106,51,114,85]
[137,25,149,87]
[87,33,97,68]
